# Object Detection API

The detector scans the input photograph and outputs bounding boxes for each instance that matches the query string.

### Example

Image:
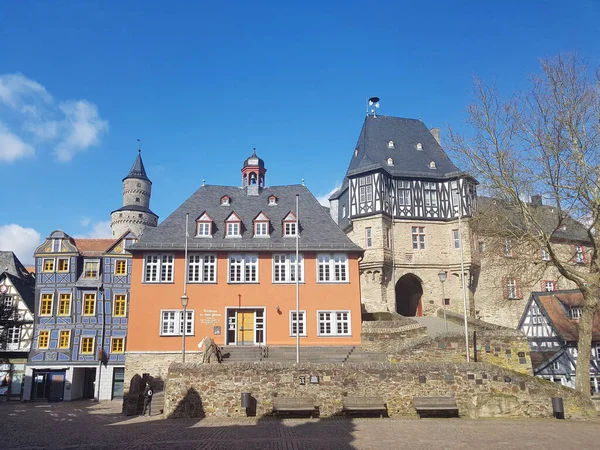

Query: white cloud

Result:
[0,73,108,163]
[0,122,35,162]
[76,220,112,238]
[0,224,41,265]
[316,182,341,207]
[80,217,91,227]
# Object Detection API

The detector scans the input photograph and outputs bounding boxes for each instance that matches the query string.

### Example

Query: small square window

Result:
[42,259,55,272]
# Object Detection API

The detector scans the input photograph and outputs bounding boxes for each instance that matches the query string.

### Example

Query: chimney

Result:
[430,127,441,144]
[532,194,542,207]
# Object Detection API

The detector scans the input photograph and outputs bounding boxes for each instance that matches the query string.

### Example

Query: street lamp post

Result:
[181,294,189,363]
[438,270,448,332]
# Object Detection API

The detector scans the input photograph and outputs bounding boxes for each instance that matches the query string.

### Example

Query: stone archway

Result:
[395,273,423,317]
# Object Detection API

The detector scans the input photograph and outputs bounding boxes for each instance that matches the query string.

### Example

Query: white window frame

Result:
[196,222,212,237]
[358,175,373,203]
[365,227,372,248]
[543,280,556,292]
[570,307,582,320]
[160,309,195,336]
[3,295,13,307]
[254,221,269,237]
[317,310,351,336]
[575,246,585,264]
[551,361,560,371]
[52,238,61,252]
[187,253,217,283]
[143,254,175,283]
[507,279,518,299]
[268,196,277,205]
[398,180,411,206]
[273,254,304,283]
[541,248,550,261]
[284,221,297,237]
[504,239,513,257]
[317,253,349,283]
[289,310,307,337]
[412,227,425,250]
[342,205,347,218]
[452,229,460,249]
[226,221,241,238]
[8,326,20,345]
[423,182,438,207]
[228,254,259,283]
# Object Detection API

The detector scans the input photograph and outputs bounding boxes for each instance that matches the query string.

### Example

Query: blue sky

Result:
[1,1,599,264]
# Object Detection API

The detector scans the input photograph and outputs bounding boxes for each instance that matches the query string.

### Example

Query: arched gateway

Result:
[395,273,423,316]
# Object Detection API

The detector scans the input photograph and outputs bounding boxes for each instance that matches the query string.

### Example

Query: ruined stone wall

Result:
[163,361,595,419]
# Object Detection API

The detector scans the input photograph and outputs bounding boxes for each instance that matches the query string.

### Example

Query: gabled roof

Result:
[0,271,35,312]
[282,211,297,222]
[73,239,116,257]
[224,211,242,222]
[529,290,600,342]
[124,150,150,182]
[530,350,563,372]
[133,185,362,252]
[104,231,138,255]
[0,251,30,279]
[196,212,212,222]
[254,211,269,222]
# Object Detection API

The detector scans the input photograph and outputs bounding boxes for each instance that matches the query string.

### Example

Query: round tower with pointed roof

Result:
[110,150,159,238]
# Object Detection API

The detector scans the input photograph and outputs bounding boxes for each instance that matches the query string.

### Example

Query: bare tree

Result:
[448,53,600,397]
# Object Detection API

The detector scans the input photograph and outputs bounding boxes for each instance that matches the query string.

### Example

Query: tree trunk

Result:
[575,292,599,398]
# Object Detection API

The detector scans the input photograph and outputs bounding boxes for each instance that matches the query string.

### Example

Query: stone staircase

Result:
[219,345,387,363]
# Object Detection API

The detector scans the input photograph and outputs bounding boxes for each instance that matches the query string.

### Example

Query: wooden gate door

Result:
[236,311,254,345]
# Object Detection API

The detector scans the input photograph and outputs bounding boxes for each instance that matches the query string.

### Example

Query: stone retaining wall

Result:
[361,321,428,352]
[163,361,595,419]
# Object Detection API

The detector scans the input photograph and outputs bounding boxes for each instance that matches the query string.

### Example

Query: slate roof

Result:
[133,185,363,252]
[124,150,150,182]
[533,290,600,342]
[477,197,590,244]
[112,204,157,215]
[242,149,265,169]
[1,271,35,311]
[0,251,31,279]
[73,239,116,257]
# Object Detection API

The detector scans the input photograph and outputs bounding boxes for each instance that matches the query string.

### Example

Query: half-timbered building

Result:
[0,252,35,400]
[518,290,600,394]
[329,113,479,316]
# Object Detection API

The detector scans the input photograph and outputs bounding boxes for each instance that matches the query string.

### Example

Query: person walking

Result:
[142,382,153,416]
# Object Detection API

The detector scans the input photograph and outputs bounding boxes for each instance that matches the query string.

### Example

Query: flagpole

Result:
[295,194,300,364]
[182,213,189,363]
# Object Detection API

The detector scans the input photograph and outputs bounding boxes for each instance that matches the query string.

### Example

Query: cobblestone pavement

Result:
[1,400,599,449]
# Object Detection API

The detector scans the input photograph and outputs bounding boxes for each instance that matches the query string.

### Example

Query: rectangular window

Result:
[504,239,513,257]
[59,330,71,349]
[187,254,217,283]
[452,229,460,249]
[144,254,159,282]
[385,227,391,249]
[84,260,99,278]
[115,259,127,275]
[569,307,582,320]
[3,296,13,307]
[228,254,258,283]
[57,258,69,272]
[358,175,373,203]
[506,279,518,299]
[541,248,550,261]
[81,337,94,354]
[113,294,126,316]
[397,180,411,206]
[52,239,61,252]
[143,254,175,282]
[43,258,55,272]
[254,222,269,237]
[273,254,304,283]
[575,246,585,264]
[284,222,297,236]
[317,311,351,336]
[226,222,240,237]
[160,310,195,336]
[317,253,348,283]
[111,337,125,353]
[423,182,438,207]
[290,310,306,336]
[365,227,372,248]
[8,326,20,345]
[40,293,53,316]
[196,222,211,237]
[58,293,71,316]
[160,255,174,282]
[38,330,49,349]
[412,227,425,250]
[83,293,96,316]
[551,361,560,370]
[542,280,556,292]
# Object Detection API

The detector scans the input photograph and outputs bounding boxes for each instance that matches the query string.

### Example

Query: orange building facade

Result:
[125,151,363,380]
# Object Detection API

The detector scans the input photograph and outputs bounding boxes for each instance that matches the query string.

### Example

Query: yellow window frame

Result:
[115,259,127,275]
[59,330,71,349]
[83,293,96,316]
[84,261,99,279]
[111,337,124,353]
[40,293,53,316]
[113,294,127,317]
[81,337,94,354]
[42,258,55,272]
[57,258,69,272]
[38,331,49,349]
[58,293,72,316]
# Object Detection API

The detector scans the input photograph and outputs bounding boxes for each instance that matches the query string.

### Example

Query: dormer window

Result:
[416,143,423,151]
[387,158,394,166]
[387,140,394,149]
[268,195,278,206]
[225,212,242,238]
[569,307,582,320]
[253,212,270,238]
[195,212,213,238]
[429,161,437,169]
[220,195,231,206]
[283,211,298,237]
[354,148,358,157]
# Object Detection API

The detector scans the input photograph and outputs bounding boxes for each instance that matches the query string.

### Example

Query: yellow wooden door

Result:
[237,311,254,345]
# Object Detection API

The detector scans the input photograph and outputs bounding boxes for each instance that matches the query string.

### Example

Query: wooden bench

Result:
[272,397,317,418]
[342,397,387,418]
[413,396,459,418]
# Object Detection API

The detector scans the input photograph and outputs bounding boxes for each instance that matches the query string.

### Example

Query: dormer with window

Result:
[429,160,436,169]
[569,307,582,320]
[83,259,100,279]
[225,212,242,238]
[387,140,394,149]
[282,211,298,237]
[253,212,270,238]
[195,212,213,238]
[387,158,394,166]
[268,195,278,206]
[220,195,231,206]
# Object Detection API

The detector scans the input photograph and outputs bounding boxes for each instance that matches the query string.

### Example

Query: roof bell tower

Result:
[241,148,266,196]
